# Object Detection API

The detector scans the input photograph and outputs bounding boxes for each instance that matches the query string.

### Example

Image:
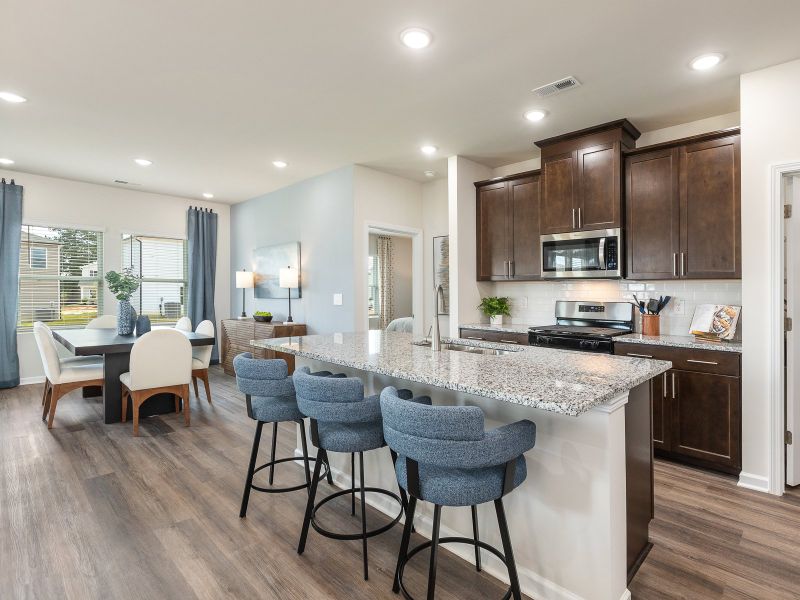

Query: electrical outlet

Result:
[518,296,528,310]
[672,298,685,315]
[333,293,342,306]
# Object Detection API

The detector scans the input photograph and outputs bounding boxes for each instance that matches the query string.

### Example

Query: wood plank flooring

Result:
[1,366,798,599]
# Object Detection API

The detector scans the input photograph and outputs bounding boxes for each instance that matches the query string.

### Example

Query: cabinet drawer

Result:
[614,342,740,377]
[459,328,529,346]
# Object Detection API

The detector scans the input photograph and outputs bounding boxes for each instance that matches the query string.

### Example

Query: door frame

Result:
[769,162,800,493]
[362,221,424,337]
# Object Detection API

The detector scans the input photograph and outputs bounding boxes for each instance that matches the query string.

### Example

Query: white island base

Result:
[292,358,650,600]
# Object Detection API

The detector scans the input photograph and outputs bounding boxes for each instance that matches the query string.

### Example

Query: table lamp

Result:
[279,266,298,323]
[236,269,254,319]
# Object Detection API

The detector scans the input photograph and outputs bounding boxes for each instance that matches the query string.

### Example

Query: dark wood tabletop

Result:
[52,327,215,356]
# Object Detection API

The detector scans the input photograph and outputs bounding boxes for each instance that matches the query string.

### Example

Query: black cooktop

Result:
[529,325,630,339]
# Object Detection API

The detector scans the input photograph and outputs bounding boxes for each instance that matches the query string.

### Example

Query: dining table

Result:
[52,327,216,424]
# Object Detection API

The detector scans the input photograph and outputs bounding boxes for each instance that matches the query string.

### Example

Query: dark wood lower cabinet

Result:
[615,342,742,475]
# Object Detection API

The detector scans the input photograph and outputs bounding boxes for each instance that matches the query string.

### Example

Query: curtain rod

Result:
[1,178,16,185]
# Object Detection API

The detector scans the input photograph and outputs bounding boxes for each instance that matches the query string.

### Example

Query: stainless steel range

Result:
[528,300,634,354]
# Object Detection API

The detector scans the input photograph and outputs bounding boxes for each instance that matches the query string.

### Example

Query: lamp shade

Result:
[236,271,254,289]
[279,266,298,289]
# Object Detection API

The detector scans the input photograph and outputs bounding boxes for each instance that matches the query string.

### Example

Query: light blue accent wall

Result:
[230,166,355,334]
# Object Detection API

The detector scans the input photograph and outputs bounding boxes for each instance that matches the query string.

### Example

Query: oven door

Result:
[540,228,621,279]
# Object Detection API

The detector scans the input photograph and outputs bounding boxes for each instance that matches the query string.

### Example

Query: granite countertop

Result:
[459,322,536,334]
[616,333,742,353]
[252,331,671,417]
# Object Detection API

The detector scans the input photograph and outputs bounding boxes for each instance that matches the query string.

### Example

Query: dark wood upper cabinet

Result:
[536,119,640,235]
[680,134,741,279]
[475,172,541,281]
[625,128,741,280]
[625,148,681,279]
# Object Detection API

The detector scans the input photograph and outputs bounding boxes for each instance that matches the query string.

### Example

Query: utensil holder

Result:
[641,314,660,337]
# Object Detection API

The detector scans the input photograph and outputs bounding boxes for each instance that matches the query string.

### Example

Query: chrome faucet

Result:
[432,284,444,352]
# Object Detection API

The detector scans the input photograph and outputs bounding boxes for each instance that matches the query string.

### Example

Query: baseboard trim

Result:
[19,376,46,386]
[296,449,609,600]
[737,471,771,494]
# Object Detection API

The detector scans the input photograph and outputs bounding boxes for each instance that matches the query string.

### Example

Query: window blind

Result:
[18,225,104,330]
[122,234,188,324]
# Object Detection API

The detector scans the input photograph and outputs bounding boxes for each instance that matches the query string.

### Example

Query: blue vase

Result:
[136,315,151,336]
[118,300,135,335]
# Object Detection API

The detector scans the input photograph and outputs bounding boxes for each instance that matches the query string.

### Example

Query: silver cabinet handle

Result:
[680,252,686,277]
[578,207,582,228]
[500,339,520,344]
[465,336,484,340]
[572,208,576,229]
[671,372,676,399]
[504,261,509,277]
[687,359,719,365]
[662,372,667,398]
[626,352,653,358]
[673,253,678,277]
[510,261,515,277]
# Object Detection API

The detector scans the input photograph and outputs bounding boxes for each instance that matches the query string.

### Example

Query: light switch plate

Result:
[672,298,685,315]
[518,296,528,310]
[333,293,343,306]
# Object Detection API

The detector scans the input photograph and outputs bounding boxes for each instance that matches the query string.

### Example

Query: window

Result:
[18,225,104,329]
[122,234,188,325]
[29,246,47,269]
[368,254,380,316]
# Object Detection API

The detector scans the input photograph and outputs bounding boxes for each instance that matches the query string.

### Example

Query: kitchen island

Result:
[252,331,670,600]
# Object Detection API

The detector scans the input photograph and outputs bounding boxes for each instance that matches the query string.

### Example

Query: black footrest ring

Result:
[397,536,513,600]
[250,456,330,494]
[311,487,404,540]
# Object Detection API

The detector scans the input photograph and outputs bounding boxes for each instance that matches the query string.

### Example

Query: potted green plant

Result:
[253,311,273,323]
[105,268,141,335]
[478,296,511,326]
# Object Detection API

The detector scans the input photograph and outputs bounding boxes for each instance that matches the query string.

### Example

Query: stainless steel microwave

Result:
[540,228,622,279]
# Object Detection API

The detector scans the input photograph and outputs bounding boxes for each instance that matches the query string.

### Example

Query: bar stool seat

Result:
[314,420,385,453]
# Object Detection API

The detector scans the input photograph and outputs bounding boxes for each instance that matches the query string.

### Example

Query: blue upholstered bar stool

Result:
[293,367,414,581]
[381,387,536,600]
[233,353,333,518]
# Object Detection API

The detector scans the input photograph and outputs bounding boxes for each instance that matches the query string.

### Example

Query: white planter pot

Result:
[489,315,503,326]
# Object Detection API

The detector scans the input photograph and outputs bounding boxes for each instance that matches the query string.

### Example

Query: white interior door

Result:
[786,174,800,486]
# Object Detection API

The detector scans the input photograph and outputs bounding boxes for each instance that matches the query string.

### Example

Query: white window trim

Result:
[29,246,47,270]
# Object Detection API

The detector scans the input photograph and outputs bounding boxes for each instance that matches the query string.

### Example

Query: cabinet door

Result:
[680,135,741,279]
[476,181,511,280]
[577,142,620,230]
[650,371,670,452]
[671,370,741,470]
[509,175,541,279]
[540,150,577,234]
[625,148,681,279]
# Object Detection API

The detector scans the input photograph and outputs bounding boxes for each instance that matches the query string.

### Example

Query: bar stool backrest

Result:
[233,352,294,398]
[293,367,380,424]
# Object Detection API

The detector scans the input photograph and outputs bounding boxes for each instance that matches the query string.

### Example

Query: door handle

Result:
[626,353,653,358]
[671,372,676,399]
[578,207,582,229]
[500,339,520,344]
[673,253,678,277]
[465,336,484,340]
[598,237,606,270]
[687,359,719,365]
[572,208,576,229]
[663,372,667,398]
[510,260,515,277]
[680,252,686,277]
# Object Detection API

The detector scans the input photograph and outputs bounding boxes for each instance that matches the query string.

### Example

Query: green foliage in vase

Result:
[254,311,272,317]
[105,268,140,301]
[477,296,511,317]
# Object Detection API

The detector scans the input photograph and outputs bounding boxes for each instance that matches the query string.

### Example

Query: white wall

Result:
[637,111,740,147]
[353,165,423,332]
[492,157,541,179]
[1,169,231,383]
[422,177,450,336]
[740,59,800,492]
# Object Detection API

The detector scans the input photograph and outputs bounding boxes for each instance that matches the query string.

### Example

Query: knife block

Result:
[641,314,660,337]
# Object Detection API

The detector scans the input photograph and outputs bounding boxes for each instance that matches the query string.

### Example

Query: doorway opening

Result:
[783,171,800,488]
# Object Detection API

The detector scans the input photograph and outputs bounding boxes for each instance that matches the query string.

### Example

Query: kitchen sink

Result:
[415,341,520,356]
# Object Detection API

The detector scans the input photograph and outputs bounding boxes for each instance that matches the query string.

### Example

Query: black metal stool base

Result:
[250,455,330,494]
[310,486,404,540]
[396,536,514,600]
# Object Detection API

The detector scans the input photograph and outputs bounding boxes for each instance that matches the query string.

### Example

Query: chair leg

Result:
[240,421,264,518]
[174,393,180,414]
[495,498,522,600]
[359,451,369,580]
[132,393,141,437]
[201,371,212,403]
[427,504,442,600]
[298,449,325,555]
[121,389,129,423]
[471,505,482,572]
[41,380,49,406]
[390,449,412,529]
[393,495,417,592]
[192,376,199,399]
[42,382,53,421]
[46,384,62,429]
[268,422,278,485]
[182,385,190,426]
[298,420,312,490]
[351,452,356,516]
[325,452,334,485]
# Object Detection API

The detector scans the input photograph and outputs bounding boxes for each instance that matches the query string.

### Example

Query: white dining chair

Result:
[191,320,214,403]
[175,316,192,332]
[86,314,118,329]
[33,322,105,429]
[120,328,191,436]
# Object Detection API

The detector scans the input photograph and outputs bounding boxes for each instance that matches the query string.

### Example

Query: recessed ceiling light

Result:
[420,145,438,155]
[0,158,15,165]
[134,158,153,166]
[400,28,432,49]
[424,170,436,177]
[690,53,723,71]
[0,91,27,103]
[524,109,547,122]
[202,192,214,199]
[272,160,288,168]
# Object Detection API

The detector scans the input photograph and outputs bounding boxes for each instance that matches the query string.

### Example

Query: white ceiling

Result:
[2,0,800,204]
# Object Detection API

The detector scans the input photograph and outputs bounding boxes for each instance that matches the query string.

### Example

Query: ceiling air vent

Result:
[532,76,581,98]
